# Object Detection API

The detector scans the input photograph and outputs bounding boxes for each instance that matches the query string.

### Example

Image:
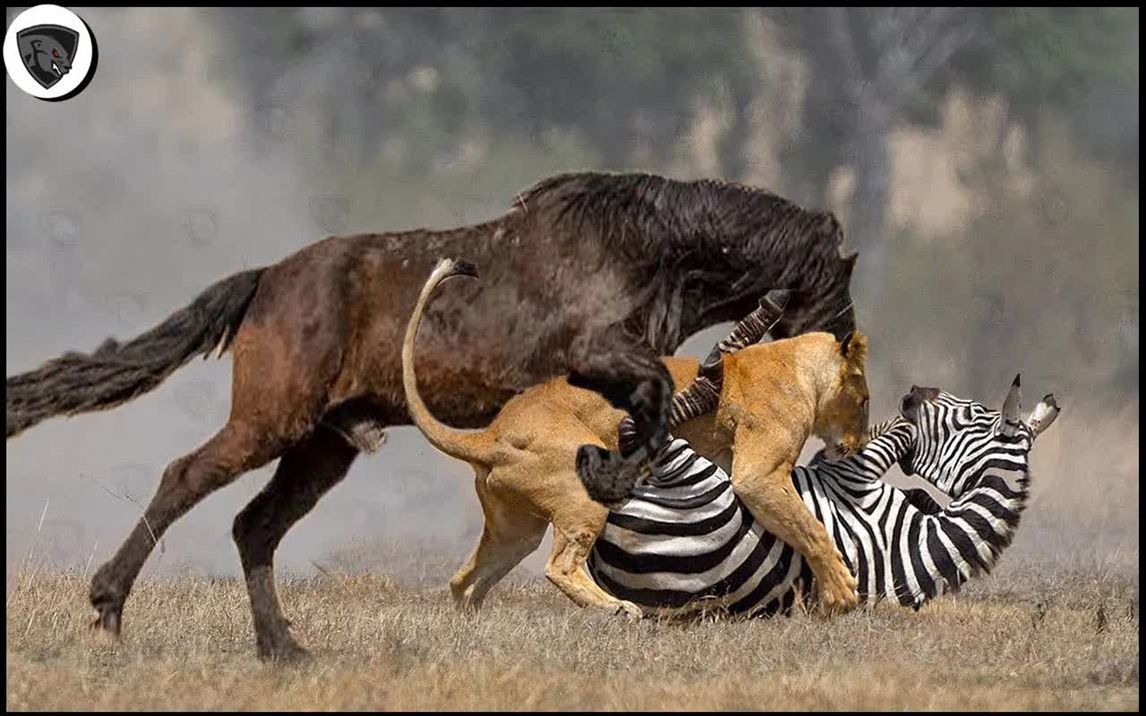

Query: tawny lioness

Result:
[402,259,869,617]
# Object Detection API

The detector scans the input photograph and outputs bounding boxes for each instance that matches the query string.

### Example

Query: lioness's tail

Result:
[401,258,497,465]
[7,268,264,438]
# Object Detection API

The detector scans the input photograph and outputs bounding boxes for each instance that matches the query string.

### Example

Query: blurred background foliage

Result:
[6,7,1137,577]
[208,6,1138,403]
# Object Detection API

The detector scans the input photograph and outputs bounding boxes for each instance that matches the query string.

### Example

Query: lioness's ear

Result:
[840,331,868,365]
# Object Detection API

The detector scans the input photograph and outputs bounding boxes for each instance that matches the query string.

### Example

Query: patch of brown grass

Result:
[5,564,1138,711]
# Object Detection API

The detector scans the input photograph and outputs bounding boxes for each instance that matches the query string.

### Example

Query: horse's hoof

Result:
[89,606,122,637]
[256,634,310,664]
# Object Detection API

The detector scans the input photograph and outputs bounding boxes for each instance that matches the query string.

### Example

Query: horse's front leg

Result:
[566,326,673,505]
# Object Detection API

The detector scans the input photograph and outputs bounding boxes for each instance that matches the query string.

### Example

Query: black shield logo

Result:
[17,24,80,90]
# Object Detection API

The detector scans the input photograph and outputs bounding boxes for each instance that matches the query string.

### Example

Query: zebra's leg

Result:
[729,434,859,616]
[449,483,547,612]
[615,290,788,456]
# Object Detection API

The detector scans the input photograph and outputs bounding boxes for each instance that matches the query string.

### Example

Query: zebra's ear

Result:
[1027,393,1061,439]
[999,373,1023,436]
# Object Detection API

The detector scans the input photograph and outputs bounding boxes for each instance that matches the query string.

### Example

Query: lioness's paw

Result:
[614,600,645,622]
[816,565,860,617]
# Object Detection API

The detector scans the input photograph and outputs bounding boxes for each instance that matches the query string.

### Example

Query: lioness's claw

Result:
[614,600,644,622]
[815,560,860,616]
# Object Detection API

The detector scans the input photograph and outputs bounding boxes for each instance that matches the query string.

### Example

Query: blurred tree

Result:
[208,8,757,177]
[479,8,757,168]
[766,8,978,305]
[939,7,1139,186]
[766,7,1137,308]
[209,8,1135,202]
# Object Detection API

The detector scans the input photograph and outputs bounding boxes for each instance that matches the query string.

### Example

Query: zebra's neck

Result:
[795,425,1032,608]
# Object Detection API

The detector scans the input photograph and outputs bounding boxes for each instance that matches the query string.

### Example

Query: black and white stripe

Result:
[588,397,1036,618]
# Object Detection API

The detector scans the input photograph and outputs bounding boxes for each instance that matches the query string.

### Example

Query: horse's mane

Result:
[516,171,854,348]
[519,171,841,261]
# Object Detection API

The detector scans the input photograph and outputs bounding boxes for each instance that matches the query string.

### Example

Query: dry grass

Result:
[5,562,1138,711]
[4,410,1138,711]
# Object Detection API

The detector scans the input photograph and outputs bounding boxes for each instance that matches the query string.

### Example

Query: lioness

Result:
[403,259,869,616]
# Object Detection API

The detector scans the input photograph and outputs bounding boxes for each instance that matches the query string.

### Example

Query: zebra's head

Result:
[897,374,1061,498]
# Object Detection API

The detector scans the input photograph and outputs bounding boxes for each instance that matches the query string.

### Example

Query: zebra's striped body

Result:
[588,392,1040,618]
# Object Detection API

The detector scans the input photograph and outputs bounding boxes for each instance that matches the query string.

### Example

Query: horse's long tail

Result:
[6,268,264,438]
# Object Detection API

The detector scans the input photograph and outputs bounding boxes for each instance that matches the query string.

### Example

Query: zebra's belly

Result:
[588,495,812,618]
[585,437,824,618]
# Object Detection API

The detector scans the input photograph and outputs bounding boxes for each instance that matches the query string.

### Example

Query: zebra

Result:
[587,377,1061,618]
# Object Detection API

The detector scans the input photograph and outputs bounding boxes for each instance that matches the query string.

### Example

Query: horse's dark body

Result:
[6,171,857,660]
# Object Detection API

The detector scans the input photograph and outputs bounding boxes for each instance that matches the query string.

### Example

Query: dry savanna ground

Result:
[5,560,1138,711]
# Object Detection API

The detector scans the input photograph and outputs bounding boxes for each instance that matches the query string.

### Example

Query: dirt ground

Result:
[5,561,1138,711]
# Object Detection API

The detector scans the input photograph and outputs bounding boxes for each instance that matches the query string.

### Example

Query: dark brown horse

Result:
[6,171,857,661]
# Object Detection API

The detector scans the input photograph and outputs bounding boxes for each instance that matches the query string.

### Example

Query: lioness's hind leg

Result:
[450,485,546,612]
[545,509,643,621]
[484,439,643,619]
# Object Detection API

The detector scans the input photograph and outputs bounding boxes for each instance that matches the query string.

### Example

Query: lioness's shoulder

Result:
[721,332,847,390]
[729,332,839,364]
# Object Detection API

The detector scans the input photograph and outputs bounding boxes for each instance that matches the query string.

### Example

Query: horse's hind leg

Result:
[231,423,358,661]
[89,419,283,636]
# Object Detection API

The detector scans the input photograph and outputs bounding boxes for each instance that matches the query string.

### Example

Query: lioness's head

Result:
[814,331,870,460]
